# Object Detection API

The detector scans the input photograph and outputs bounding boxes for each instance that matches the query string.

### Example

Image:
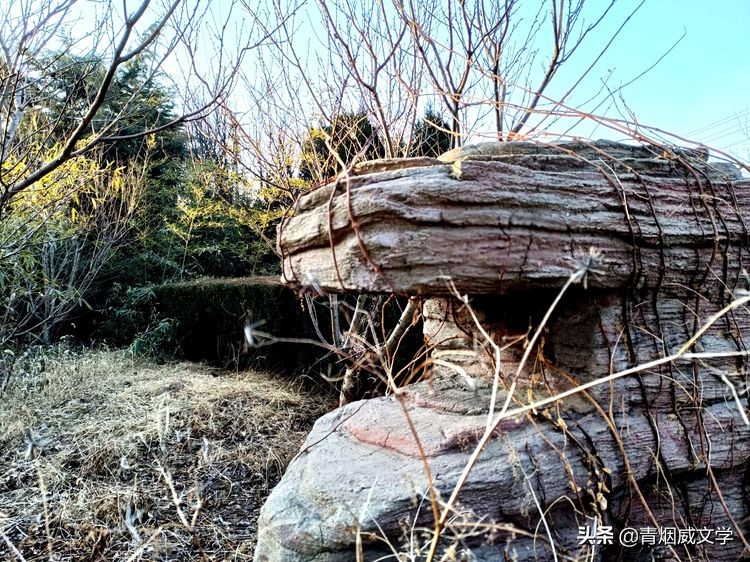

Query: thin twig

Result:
[1,532,27,562]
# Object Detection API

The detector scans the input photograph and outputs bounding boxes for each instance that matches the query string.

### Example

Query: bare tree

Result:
[226,0,659,402]
[243,0,649,166]
[0,149,148,346]
[0,0,283,362]
[0,0,265,217]
[394,0,648,144]
[315,0,426,157]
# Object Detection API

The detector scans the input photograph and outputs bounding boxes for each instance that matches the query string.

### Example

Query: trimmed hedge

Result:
[130,277,426,392]
[151,277,324,372]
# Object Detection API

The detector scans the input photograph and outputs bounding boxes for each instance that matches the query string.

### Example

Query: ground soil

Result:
[0,348,334,561]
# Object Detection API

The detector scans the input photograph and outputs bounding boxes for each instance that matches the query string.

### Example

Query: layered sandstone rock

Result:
[256,142,750,561]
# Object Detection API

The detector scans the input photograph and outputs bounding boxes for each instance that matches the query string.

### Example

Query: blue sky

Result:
[556,0,750,158]
[280,0,750,160]
[59,0,750,161]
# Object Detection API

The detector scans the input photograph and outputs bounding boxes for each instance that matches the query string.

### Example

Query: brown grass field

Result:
[0,349,333,561]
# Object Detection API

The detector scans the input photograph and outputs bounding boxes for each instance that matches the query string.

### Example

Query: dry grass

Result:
[0,348,333,561]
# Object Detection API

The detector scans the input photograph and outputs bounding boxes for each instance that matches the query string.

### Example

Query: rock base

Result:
[254,377,749,561]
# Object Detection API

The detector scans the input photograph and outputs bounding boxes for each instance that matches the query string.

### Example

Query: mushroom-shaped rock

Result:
[256,142,750,561]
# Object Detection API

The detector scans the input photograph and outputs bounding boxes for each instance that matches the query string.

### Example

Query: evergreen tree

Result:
[408,108,452,158]
[299,112,385,182]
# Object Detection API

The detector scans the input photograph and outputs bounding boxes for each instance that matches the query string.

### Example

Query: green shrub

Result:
[97,275,424,389]
[150,276,324,372]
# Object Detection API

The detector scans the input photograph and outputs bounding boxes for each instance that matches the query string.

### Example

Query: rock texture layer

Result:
[255,295,750,560]
[279,141,749,295]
